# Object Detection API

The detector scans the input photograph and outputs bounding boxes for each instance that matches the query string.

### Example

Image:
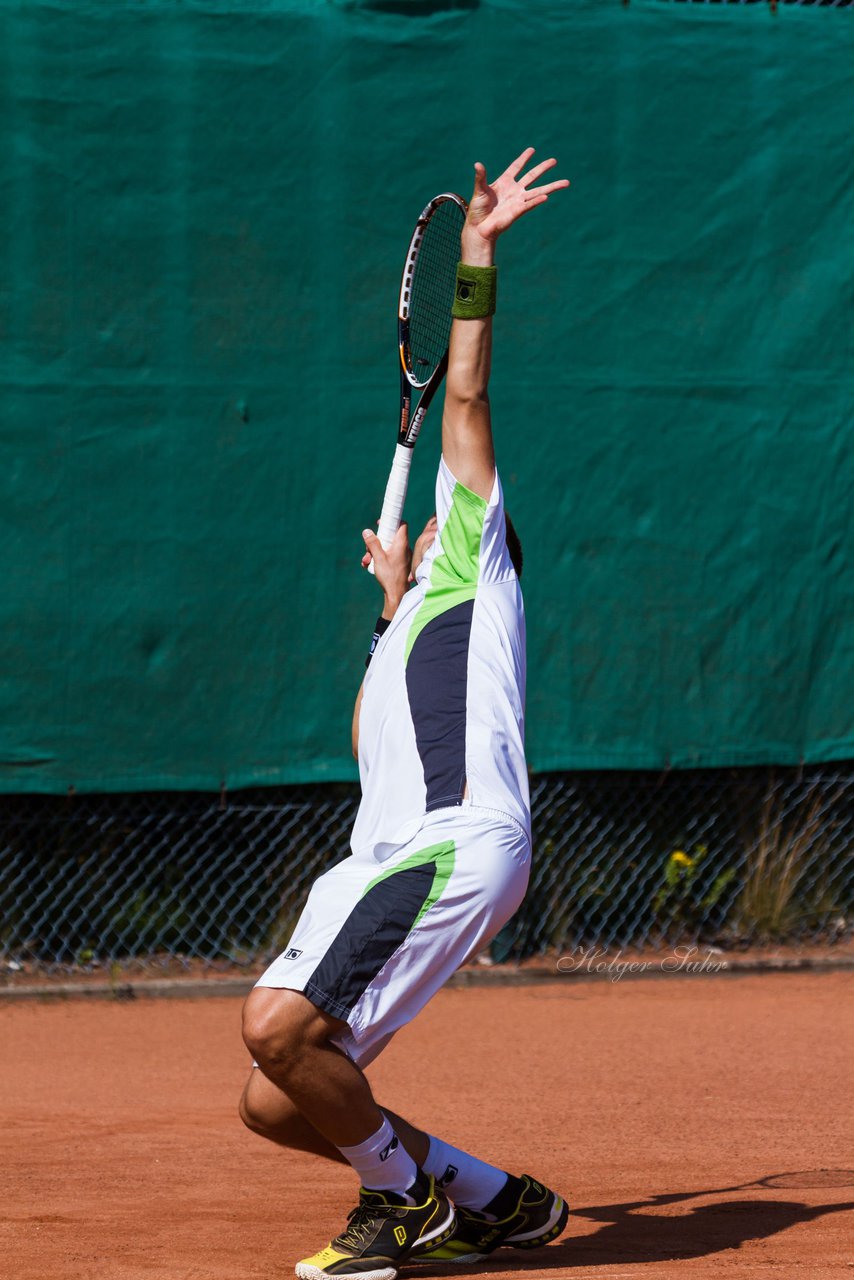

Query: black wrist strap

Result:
[365,615,391,668]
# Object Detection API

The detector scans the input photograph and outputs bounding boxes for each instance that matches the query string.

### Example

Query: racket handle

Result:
[368,443,413,576]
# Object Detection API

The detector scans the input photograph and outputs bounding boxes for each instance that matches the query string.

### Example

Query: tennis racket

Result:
[713,1169,854,1193]
[629,1169,854,1212]
[368,191,467,572]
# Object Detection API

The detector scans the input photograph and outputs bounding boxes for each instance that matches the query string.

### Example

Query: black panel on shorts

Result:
[406,597,474,811]
[304,860,437,1021]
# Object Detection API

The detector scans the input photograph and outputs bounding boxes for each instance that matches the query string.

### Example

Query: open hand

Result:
[465,147,569,244]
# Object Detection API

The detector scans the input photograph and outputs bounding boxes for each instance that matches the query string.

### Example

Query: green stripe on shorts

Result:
[361,839,456,930]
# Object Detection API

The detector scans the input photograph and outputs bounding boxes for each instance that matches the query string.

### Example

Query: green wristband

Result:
[451,263,497,319]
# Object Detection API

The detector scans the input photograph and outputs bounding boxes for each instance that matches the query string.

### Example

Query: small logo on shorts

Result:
[438,1163,459,1187]
[379,1136,399,1162]
[284,948,303,960]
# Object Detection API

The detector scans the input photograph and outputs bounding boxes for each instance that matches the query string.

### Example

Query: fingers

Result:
[519,156,559,188]
[362,528,382,569]
[500,150,570,196]
[505,146,536,180]
[472,161,489,197]
[391,521,410,550]
[362,523,410,570]
[519,193,549,215]
[536,177,570,195]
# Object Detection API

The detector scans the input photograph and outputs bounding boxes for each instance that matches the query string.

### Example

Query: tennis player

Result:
[241,147,570,1280]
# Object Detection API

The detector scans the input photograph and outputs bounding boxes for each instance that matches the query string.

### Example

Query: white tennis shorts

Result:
[255,805,530,1067]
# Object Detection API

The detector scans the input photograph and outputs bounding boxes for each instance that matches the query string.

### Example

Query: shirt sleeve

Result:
[422,456,515,588]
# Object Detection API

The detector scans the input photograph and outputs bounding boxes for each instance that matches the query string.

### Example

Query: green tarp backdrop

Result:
[1,0,853,792]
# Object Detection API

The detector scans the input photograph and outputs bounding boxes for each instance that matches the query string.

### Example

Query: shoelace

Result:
[337,1200,403,1250]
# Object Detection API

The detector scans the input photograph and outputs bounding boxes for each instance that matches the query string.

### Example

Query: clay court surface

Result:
[2,973,853,1280]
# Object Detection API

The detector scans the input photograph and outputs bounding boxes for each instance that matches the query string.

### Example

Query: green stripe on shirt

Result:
[404,481,487,663]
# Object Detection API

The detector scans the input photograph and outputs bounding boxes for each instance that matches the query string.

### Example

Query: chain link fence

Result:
[1,766,852,979]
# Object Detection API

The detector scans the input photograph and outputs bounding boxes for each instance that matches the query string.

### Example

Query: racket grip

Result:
[368,444,413,575]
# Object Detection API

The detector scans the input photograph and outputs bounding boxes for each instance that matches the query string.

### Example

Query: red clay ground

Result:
[1,973,853,1280]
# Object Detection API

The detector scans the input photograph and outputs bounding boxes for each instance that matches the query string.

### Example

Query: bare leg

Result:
[239,1067,345,1161]
[240,999,430,1165]
[242,987,431,1163]
[243,987,379,1146]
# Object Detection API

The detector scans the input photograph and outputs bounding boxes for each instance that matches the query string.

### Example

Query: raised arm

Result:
[442,148,569,499]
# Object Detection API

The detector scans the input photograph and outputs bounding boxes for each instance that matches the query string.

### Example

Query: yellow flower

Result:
[670,850,693,868]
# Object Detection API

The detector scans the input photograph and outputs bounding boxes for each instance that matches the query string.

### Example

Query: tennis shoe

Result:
[412,1173,568,1264]
[295,1171,456,1280]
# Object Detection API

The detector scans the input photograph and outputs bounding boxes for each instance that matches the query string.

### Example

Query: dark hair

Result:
[505,512,523,578]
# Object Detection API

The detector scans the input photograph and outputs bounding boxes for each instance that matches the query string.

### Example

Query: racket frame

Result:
[372,191,467,561]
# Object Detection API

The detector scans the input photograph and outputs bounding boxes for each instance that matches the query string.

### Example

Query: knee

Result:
[242,996,297,1070]
[241,987,329,1075]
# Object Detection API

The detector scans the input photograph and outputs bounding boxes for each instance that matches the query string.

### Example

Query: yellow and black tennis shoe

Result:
[295,1171,456,1280]
[411,1173,569,1265]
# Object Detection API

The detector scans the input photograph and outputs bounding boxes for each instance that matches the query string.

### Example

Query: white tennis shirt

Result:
[352,456,530,859]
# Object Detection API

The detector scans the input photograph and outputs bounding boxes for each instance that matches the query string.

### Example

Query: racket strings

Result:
[407,201,465,382]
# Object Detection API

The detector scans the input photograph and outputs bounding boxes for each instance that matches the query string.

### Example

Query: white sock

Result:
[338,1117,419,1195]
[422,1133,508,1211]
